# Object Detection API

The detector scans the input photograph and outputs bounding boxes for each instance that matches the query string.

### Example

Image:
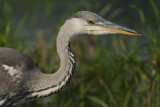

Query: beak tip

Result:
[131,31,141,36]
[131,32,141,36]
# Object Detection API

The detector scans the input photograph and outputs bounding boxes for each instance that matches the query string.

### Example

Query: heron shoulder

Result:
[0,47,38,105]
[0,47,36,72]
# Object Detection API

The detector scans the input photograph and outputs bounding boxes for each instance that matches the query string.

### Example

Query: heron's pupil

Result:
[88,20,94,24]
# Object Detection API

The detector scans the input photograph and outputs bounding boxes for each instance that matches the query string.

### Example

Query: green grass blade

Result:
[149,0,159,19]
[87,96,109,107]
[130,4,146,25]
[123,89,131,107]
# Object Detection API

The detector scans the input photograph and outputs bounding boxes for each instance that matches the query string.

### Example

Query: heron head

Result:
[69,11,140,36]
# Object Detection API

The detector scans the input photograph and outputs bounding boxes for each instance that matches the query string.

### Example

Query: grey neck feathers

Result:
[25,19,76,99]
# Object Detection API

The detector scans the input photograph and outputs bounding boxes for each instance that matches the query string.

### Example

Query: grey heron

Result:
[0,11,139,106]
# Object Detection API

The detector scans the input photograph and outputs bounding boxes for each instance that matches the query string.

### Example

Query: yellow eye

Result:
[88,20,95,24]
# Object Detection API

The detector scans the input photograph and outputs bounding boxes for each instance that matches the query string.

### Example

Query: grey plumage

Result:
[70,11,104,21]
[0,11,139,106]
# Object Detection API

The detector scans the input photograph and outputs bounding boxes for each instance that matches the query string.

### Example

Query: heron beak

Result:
[97,21,140,36]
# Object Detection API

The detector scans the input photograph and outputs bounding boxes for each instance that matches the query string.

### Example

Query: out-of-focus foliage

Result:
[0,0,160,107]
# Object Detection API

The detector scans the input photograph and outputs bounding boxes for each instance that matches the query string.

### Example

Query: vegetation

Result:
[0,0,159,107]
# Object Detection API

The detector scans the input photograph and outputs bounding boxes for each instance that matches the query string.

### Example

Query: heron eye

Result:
[87,20,95,24]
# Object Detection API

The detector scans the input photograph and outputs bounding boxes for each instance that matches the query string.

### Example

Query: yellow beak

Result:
[107,28,140,36]
[96,21,140,36]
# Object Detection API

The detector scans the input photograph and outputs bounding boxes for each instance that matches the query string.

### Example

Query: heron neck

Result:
[53,26,76,89]
[28,21,76,98]
[55,20,76,86]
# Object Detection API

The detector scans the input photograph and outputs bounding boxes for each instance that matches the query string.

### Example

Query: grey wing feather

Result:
[0,47,36,71]
[0,47,37,105]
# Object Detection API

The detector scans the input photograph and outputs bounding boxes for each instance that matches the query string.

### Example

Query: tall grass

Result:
[0,0,159,107]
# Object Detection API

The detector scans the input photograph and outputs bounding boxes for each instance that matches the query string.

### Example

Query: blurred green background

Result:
[0,0,160,107]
